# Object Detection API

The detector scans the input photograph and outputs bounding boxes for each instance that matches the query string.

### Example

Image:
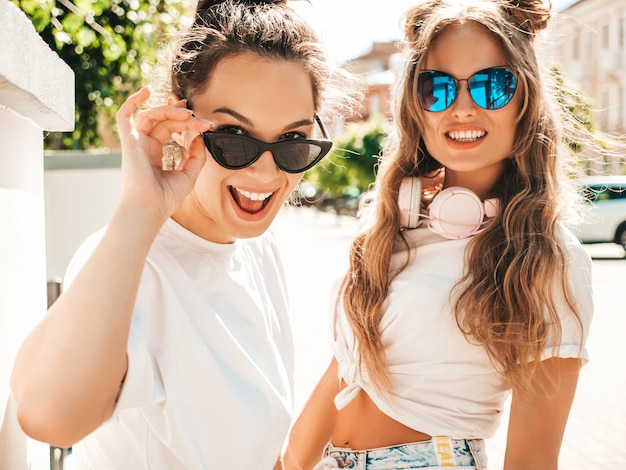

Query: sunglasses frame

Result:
[417,66,518,112]
[201,115,333,174]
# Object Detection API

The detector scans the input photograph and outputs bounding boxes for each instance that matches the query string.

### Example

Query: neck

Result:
[443,171,500,200]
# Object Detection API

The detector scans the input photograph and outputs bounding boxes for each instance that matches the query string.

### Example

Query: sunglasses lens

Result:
[418,71,456,112]
[273,142,328,173]
[469,68,517,110]
[207,135,260,169]
[418,67,517,112]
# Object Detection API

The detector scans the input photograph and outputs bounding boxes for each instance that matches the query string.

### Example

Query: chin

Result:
[233,221,274,240]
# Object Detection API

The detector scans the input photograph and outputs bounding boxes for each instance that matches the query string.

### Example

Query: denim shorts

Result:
[315,436,488,470]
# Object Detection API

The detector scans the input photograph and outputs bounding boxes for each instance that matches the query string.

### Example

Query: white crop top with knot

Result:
[332,224,593,439]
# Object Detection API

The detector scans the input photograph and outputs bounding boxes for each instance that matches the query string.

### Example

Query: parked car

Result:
[574,176,626,251]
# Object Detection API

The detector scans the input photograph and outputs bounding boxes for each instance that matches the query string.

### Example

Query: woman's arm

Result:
[10,88,211,447]
[283,358,340,470]
[11,204,163,447]
[504,357,581,469]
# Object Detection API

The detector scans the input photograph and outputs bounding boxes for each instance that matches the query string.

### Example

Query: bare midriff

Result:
[330,386,431,450]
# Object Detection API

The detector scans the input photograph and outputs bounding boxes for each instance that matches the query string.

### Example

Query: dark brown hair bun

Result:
[504,0,552,36]
[196,0,285,15]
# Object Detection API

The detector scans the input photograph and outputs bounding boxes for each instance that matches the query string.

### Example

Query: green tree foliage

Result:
[305,114,388,198]
[550,66,597,155]
[13,0,192,149]
[550,66,623,174]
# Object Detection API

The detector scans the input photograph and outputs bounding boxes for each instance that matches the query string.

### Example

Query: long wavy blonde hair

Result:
[343,0,585,394]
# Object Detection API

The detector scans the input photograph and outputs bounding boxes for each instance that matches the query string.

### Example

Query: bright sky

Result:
[291,0,577,64]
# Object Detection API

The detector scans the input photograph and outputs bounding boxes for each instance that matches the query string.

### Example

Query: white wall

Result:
[44,154,121,282]
[0,108,49,470]
[0,0,74,467]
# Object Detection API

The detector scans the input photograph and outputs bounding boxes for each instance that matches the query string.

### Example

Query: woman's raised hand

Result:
[115,87,213,223]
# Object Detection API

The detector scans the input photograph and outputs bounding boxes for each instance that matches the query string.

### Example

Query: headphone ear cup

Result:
[429,187,484,239]
[398,177,422,229]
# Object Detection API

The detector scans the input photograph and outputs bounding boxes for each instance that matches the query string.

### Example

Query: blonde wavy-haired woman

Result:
[285,1,594,469]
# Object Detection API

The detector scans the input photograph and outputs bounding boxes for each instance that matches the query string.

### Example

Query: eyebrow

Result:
[212,107,314,132]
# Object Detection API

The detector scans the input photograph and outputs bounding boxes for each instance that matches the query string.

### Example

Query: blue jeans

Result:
[316,437,488,469]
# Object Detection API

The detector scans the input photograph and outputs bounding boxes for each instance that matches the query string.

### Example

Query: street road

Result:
[274,206,626,469]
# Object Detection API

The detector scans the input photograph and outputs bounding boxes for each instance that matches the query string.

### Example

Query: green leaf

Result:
[75,26,97,48]
[61,12,84,35]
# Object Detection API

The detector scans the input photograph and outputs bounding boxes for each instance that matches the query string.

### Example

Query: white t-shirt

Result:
[66,218,294,469]
[333,224,593,439]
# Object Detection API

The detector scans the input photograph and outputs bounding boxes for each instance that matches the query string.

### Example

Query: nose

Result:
[249,150,281,181]
[451,79,477,118]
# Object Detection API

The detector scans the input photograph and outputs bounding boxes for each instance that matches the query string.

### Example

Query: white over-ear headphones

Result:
[399,177,499,239]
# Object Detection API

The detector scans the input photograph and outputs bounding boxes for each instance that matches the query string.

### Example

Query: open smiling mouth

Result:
[230,186,275,214]
[447,130,486,142]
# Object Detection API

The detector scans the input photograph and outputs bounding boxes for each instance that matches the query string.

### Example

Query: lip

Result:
[228,185,278,222]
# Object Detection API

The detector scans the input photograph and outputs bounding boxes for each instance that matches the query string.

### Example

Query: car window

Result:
[609,185,626,200]
[581,184,626,203]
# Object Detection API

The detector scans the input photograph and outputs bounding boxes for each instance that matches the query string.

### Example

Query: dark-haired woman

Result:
[11,1,357,468]
[286,1,594,469]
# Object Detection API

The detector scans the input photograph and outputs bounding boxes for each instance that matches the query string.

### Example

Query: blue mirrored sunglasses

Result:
[417,67,517,112]
[202,115,332,174]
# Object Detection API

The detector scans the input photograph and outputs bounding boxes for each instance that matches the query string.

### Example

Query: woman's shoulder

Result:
[558,222,584,244]
[557,223,592,267]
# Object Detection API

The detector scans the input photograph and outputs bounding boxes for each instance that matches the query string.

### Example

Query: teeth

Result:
[234,187,273,201]
[448,130,486,142]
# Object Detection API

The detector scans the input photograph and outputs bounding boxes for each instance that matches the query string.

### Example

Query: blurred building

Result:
[552,0,626,135]
[344,41,402,121]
